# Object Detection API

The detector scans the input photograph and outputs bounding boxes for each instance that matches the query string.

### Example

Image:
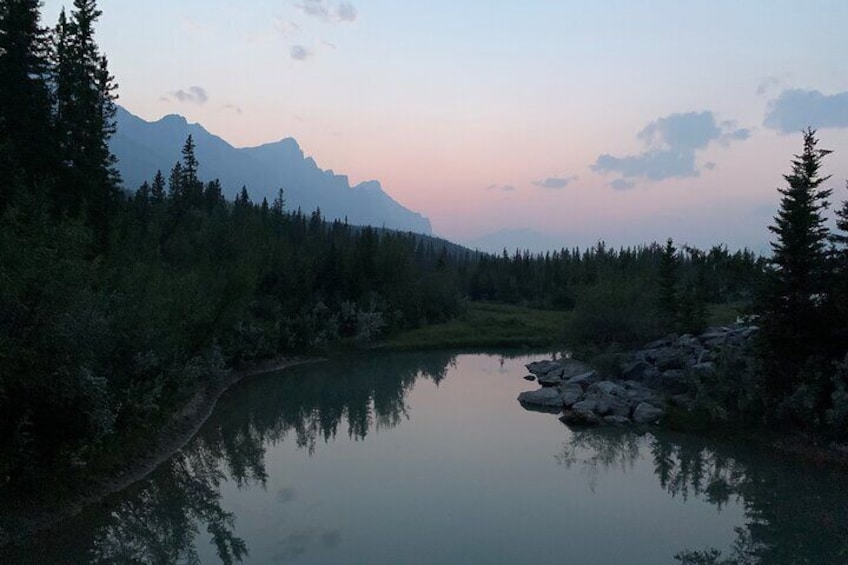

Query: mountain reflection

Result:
[9,351,457,564]
[557,428,848,564]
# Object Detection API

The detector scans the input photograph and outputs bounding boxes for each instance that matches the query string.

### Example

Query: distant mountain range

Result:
[110,107,432,234]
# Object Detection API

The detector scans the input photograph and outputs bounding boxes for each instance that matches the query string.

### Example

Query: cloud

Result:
[485,184,516,192]
[296,0,357,23]
[223,103,243,115]
[704,162,717,171]
[337,3,357,21]
[532,176,577,189]
[592,111,749,183]
[764,89,848,133]
[610,179,636,190]
[275,18,301,37]
[168,86,209,104]
[290,45,311,60]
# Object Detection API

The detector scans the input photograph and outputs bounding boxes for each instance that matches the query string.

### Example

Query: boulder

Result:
[525,360,561,377]
[536,368,565,387]
[560,382,584,407]
[633,402,665,424]
[517,387,563,408]
[603,415,632,427]
[523,374,536,381]
[560,408,601,426]
[571,399,597,413]
[560,359,592,379]
[621,360,651,382]
[565,370,600,389]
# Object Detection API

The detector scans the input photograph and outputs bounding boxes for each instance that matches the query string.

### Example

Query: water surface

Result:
[10,351,848,563]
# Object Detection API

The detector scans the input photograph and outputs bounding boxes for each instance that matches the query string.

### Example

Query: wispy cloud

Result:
[165,86,209,104]
[485,184,517,192]
[592,111,749,184]
[532,176,577,189]
[610,179,636,191]
[223,103,243,115]
[296,0,357,23]
[764,89,848,133]
[290,45,311,60]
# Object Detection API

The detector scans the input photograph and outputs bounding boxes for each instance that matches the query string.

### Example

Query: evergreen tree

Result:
[759,128,833,399]
[658,238,678,328]
[52,0,119,248]
[0,0,55,206]
[150,169,166,203]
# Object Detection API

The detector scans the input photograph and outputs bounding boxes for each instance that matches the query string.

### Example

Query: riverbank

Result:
[0,356,322,547]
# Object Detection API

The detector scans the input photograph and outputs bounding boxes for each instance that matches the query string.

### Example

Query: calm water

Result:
[8,351,848,564]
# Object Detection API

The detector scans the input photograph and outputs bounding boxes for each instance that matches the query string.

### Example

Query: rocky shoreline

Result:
[518,322,759,428]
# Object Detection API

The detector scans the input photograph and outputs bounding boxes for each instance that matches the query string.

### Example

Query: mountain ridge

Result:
[110,107,432,234]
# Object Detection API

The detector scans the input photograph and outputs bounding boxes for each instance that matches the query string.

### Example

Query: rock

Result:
[621,360,651,381]
[525,360,561,377]
[537,368,565,387]
[584,381,629,416]
[518,387,563,408]
[560,359,592,379]
[586,380,624,397]
[571,399,597,413]
[690,362,715,374]
[650,347,687,370]
[565,370,600,389]
[523,374,536,381]
[560,408,601,426]
[633,402,665,424]
[622,381,657,404]
[560,382,584,406]
[603,415,632,426]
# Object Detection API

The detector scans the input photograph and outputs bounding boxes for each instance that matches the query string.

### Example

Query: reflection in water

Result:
[8,351,848,564]
[558,428,848,564]
[7,351,458,564]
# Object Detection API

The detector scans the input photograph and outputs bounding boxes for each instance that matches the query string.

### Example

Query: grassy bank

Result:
[380,302,572,350]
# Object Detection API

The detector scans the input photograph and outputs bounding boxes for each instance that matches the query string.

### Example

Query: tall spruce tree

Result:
[53,0,119,248]
[759,128,833,399]
[0,0,55,207]
[657,238,678,328]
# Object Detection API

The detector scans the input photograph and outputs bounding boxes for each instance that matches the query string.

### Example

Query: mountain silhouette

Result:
[110,107,432,234]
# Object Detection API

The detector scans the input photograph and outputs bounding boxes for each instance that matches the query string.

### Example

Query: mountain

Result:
[110,107,432,234]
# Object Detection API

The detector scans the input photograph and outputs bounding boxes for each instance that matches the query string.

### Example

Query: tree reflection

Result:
[7,351,457,564]
[556,428,848,564]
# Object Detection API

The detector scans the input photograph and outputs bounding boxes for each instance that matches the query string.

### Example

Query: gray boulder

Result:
[517,387,563,408]
[603,415,632,426]
[560,382,584,407]
[560,359,592,379]
[633,402,665,424]
[560,408,602,426]
[525,360,561,377]
[565,370,600,389]
[621,360,651,381]
[536,368,565,386]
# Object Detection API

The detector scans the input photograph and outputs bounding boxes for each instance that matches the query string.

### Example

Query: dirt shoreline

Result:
[1,356,322,547]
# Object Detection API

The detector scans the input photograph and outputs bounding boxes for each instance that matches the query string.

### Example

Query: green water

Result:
[8,352,848,564]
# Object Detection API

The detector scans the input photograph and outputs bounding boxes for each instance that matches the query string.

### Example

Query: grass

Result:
[382,300,751,352]
[380,302,573,350]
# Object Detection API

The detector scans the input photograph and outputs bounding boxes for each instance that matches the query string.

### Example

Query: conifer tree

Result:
[657,238,678,328]
[759,128,833,399]
[0,0,55,204]
[52,0,119,247]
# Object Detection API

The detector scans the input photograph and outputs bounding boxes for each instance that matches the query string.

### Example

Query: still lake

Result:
[10,351,848,564]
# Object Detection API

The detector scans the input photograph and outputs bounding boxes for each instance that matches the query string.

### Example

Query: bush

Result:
[570,280,662,346]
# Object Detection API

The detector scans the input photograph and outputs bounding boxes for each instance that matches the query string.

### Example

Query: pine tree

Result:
[759,128,833,399]
[0,0,55,206]
[150,169,166,203]
[657,238,678,329]
[52,0,119,248]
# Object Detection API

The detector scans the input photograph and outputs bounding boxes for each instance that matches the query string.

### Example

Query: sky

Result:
[41,0,848,252]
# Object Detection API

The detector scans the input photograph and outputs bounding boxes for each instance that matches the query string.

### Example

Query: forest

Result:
[1,0,847,503]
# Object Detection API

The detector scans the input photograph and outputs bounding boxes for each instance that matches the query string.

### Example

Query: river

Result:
[7,351,848,564]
